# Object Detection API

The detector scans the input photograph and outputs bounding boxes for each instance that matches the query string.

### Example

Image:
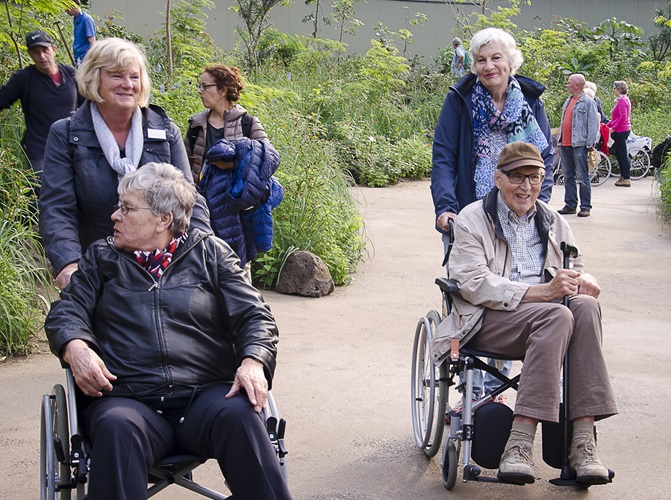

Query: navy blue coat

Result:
[200,138,282,267]
[431,74,554,229]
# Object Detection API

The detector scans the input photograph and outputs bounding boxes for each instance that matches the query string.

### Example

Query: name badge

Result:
[147,128,166,140]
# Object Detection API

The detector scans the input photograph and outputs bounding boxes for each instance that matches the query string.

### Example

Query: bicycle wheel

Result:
[590,151,611,186]
[629,149,651,180]
[411,310,446,457]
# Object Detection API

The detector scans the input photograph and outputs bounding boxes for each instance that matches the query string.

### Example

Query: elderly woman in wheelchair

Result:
[419,143,617,489]
[44,163,291,500]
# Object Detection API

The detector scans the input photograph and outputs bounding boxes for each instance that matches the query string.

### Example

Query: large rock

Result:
[275,251,335,297]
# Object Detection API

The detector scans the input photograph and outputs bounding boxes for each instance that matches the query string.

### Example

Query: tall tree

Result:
[234,0,287,70]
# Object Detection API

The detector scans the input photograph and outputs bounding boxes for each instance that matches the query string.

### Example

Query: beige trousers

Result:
[466,295,617,422]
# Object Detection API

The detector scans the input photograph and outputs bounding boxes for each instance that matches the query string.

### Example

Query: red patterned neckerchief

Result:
[134,232,188,281]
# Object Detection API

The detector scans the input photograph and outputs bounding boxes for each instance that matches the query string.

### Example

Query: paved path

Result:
[1,177,670,499]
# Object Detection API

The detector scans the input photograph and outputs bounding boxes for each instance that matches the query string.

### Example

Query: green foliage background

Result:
[3,0,671,355]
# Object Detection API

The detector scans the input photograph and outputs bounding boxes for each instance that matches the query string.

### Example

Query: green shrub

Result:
[0,149,52,357]
[253,107,364,286]
[658,161,671,221]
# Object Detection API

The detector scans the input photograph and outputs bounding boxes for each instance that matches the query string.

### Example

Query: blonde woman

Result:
[39,38,209,289]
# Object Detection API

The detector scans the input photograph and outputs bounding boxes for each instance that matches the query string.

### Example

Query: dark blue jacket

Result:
[431,74,554,229]
[39,101,211,275]
[200,138,282,267]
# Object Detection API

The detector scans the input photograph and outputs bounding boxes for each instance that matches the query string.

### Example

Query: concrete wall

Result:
[90,0,664,61]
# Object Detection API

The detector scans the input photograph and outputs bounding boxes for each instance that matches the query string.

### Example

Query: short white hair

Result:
[469,28,524,75]
[118,163,196,234]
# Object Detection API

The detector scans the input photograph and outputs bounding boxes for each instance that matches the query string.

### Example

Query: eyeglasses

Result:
[196,82,217,92]
[114,202,153,216]
[501,171,545,185]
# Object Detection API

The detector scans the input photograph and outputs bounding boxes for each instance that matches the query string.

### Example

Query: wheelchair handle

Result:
[441,218,456,267]
[560,242,578,270]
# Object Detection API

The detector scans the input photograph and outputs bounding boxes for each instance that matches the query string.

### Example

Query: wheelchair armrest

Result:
[435,277,459,294]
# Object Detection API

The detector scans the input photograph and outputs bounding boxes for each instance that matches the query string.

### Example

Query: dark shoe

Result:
[569,432,610,485]
[577,208,591,217]
[557,206,577,215]
[614,178,631,187]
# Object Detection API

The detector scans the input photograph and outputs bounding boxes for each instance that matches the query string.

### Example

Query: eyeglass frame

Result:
[196,82,217,92]
[114,202,154,216]
[500,170,545,185]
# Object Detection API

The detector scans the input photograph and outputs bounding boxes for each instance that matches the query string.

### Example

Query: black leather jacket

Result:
[45,228,278,399]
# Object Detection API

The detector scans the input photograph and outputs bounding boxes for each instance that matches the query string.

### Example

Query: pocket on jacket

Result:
[143,140,172,163]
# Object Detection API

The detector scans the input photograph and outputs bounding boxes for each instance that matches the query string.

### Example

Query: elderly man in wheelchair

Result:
[44,163,291,500]
[433,142,617,486]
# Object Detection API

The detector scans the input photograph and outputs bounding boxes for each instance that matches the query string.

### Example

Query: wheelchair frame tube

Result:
[461,357,476,471]
[65,368,80,436]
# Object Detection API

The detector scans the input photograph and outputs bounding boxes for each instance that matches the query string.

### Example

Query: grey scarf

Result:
[91,103,144,179]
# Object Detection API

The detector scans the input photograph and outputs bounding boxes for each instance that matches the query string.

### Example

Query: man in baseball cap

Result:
[25,29,55,49]
[0,29,80,198]
[433,141,616,485]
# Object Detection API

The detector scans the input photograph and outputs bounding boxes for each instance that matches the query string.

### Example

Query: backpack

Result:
[463,49,471,69]
[186,112,254,153]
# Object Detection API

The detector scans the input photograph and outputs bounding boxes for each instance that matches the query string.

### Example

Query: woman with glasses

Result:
[45,163,291,499]
[185,64,268,185]
[39,38,210,290]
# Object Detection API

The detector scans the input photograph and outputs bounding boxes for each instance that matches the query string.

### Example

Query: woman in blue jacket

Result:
[432,28,554,231]
[431,28,554,401]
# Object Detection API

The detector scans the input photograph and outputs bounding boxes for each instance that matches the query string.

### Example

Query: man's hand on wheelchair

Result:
[63,339,117,397]
[226,357,268,413]
[526,269,601,302]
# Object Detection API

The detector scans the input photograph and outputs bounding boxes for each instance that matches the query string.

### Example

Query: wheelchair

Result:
[40,369,288,499]
[411,226,614,491]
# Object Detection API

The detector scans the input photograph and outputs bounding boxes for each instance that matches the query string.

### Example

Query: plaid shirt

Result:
[497,194,544,284]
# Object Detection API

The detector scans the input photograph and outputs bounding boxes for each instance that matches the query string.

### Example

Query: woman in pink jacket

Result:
[607,81,632,187]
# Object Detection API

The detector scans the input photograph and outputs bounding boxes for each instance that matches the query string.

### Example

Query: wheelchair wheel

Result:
[589,151,611,186]
[40,385,71,500]
[411,310,447,457]
[441,439,459,490]
[629,149,651,179]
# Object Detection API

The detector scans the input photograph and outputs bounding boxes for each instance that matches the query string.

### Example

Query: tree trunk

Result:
[166,0,173,77]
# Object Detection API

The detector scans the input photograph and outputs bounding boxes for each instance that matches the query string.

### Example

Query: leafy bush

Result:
[658,161,671,221]
[254,107,364,286]
[0,149,52,357]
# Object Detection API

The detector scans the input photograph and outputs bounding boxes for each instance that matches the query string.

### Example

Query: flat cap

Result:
[497,142,545,172]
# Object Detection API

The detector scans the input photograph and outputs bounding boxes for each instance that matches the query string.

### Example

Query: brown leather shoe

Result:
[577,208,591,217]
[615,178,631,187]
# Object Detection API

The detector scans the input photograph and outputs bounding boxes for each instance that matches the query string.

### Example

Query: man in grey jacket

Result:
[433,142,617,485]
[557,73,600,217]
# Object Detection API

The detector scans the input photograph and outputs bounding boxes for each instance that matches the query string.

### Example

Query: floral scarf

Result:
[471,77,549,199]
[134,232,188,282]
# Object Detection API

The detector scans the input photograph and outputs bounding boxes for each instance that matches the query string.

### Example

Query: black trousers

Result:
[83,384,291,500]
[611,130,632,179]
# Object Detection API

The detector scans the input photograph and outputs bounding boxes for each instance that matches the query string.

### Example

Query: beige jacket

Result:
[431,188,584,366]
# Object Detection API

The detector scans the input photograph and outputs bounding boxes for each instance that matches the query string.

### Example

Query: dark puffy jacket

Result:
[431,74,554,229]
[199,138,282,266]
[45,228,279,399]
